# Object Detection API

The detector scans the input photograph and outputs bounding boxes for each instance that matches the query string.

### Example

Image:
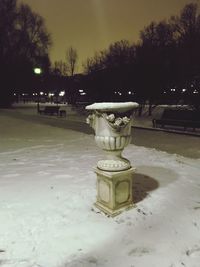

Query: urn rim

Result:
[86,102,139,113]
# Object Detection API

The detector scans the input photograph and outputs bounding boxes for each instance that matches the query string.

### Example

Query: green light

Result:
[34,68,42,74]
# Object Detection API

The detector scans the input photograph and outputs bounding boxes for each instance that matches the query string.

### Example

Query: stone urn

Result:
[86,102,139,216]
[86,102,139,171]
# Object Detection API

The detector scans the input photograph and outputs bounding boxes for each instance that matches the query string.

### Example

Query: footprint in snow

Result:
[128,247,152,256]
[186,246,200,257]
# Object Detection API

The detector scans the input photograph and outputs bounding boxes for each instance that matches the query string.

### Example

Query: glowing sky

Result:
[20,0,196,71]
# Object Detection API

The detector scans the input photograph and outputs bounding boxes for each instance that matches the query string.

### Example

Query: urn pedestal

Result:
[86,102,139,216]
[95,167,135,216]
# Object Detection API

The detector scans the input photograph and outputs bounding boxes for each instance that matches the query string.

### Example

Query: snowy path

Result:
[2,108,200,159]
[0,111,200,267]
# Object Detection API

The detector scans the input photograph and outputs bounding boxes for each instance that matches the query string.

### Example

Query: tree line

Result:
[82,2,200,111]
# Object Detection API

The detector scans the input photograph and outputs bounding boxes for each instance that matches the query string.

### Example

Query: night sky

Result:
[20,0,196,70]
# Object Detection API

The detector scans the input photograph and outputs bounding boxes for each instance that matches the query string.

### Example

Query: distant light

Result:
[114,91,117,94]
[163,91,166,94]
[193,90,198,94]
[182,89,186,92]
[118,92,122,95]
[48,93,54,97]
[191,84,194,88]
[59,91,65,96]
[171,88,176,92]
[79,90,86,95]
[33,93,35,96]
[34,68,42,74]
[13,93,16,96]
[40,92,44,95]
[128,91,132,95]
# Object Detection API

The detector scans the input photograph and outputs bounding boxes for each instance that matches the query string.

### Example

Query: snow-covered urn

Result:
[86,102,139,171]
[86,102,138,216]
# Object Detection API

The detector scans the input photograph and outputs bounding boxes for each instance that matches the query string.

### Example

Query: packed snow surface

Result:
[0,109,200,267]
[86,102,139,112]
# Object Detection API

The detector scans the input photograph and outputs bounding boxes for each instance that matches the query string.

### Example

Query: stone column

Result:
[86,102,139,216]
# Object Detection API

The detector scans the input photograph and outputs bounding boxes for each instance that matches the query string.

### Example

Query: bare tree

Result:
[65,46,78,104]
[0,0,51,107]
[65,46,78,76]
[83,51,106,74]
[53,60,68,76]
[17,3,51,66]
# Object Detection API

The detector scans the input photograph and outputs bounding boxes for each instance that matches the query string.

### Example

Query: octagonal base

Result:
[97,158,131,171]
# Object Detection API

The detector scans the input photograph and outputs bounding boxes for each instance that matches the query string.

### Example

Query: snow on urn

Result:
[86,102,139,171]
[86,102,139,216]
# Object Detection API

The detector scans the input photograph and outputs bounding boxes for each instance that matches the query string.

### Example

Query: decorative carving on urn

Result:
[86,102,139,171]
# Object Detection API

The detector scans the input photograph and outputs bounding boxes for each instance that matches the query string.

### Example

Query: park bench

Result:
[152,108,200,131]
[39,106,60,116]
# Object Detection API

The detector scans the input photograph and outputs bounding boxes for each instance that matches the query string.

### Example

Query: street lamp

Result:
[34,67,42,75]
[33,67,42,113]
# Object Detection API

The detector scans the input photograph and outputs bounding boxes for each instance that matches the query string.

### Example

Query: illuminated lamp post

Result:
[33,67,42,113]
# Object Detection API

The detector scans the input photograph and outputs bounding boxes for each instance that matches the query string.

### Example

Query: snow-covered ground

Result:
[0,109,200,267]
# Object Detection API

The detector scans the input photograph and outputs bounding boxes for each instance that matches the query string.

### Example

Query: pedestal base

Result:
[94,167,135,217]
